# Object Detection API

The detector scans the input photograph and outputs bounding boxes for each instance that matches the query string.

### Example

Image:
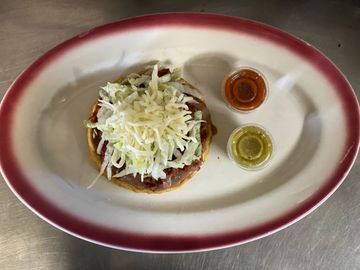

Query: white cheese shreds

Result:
[85,64,204,181]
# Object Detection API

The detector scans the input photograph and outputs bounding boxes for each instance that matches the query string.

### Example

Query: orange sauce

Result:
[224,68,267,111]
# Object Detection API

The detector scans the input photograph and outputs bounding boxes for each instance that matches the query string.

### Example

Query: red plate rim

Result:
[0,13,359,252]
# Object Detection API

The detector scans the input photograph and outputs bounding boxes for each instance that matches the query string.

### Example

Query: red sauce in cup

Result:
[224,68,267,112]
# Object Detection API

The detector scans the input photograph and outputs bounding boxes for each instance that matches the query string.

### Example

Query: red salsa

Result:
[224,68,267,112]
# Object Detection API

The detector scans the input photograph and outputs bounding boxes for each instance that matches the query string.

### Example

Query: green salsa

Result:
[228,125,273,169]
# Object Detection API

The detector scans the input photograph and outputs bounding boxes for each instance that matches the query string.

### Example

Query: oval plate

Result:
[0,13,359,253]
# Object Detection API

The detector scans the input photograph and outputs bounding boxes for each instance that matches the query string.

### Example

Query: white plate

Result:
[0,13,359,253]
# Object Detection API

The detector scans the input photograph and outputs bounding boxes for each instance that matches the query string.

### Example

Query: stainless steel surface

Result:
[1,0,359,269]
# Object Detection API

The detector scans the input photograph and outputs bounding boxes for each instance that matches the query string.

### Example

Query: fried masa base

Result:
[86,87,213,194]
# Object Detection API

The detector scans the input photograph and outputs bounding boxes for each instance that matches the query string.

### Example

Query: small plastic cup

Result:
[227,124,274,170]
[222,67,268,113]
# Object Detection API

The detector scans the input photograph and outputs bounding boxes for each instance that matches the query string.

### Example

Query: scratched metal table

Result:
[1,1,359,269]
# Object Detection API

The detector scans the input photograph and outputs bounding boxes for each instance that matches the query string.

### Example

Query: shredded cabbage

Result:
[85,64,204,181]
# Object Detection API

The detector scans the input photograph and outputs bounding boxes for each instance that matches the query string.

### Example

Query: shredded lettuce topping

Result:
[84,64,204,182]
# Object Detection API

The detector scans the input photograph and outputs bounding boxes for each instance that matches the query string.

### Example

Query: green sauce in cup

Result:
[227,124,273,170]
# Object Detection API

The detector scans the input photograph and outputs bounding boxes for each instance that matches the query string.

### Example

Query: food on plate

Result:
[223,68,267,112]
[227,124,273,170]
[84,64,213,193]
